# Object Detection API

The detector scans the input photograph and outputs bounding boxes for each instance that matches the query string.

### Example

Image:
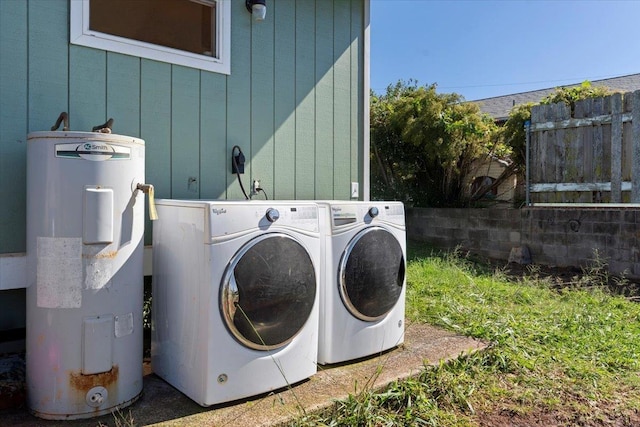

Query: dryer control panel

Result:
[207,202,319,241]
[327,202,405,231]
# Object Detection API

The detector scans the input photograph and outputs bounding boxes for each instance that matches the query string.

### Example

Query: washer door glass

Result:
[220,233,317,351]
[339,227,405,322]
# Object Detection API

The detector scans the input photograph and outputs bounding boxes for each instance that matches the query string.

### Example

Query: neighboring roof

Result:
[472,73,640,121]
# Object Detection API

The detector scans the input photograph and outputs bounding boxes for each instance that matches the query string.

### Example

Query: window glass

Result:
[471,176,498,198]
[70,0,230,74]
[89,0,215,57]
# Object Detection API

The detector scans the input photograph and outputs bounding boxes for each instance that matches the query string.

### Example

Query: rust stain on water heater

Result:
[69,365,119,391]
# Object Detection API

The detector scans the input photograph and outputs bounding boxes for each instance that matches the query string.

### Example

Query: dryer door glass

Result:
[221,233,317,351]
[339,227,405,322]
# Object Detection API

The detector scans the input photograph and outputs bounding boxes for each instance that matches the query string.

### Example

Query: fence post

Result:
[633,91,640,203]
[611,93,623,203]
[525,119,531,206]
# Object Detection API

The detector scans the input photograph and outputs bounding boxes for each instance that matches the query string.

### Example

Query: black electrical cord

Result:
[258,188,268,200]
[231,145,249,200]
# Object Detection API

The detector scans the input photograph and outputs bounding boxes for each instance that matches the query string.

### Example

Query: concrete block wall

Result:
[406,207,640,279]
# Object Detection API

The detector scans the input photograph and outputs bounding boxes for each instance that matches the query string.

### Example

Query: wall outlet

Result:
[253,179,261,194]
[350,182,359,199]
[232,152,245,174]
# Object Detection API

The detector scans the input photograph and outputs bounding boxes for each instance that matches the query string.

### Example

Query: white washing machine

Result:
[151,200,320,406]
[316,201,406,365]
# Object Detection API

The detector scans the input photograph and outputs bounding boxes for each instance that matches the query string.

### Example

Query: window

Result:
[70,0,230,74]
[470,176,498,199]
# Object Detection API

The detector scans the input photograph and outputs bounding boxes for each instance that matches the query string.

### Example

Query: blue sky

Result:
[370,0,640,101]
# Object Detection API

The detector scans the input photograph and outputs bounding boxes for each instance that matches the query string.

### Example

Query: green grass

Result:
[297,242,640,426]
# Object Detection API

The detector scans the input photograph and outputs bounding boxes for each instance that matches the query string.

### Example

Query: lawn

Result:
[296,242,640,426]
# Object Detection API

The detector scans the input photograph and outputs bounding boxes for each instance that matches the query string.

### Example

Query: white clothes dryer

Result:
[316,201,406,365]
[151,200,320,406]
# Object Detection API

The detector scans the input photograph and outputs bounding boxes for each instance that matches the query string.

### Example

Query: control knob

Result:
[266,208,280,222]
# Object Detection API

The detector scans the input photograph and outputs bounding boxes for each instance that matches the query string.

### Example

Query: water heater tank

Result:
[26,131,146,419]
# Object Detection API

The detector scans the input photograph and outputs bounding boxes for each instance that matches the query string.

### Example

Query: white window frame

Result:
[70,0,231,74]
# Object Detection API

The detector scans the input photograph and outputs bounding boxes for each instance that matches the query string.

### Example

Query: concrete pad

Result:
[1,322,487,426]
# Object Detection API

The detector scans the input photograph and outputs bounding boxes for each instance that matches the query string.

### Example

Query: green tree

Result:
[498,103,533,173]
[371,81,499,207]
[541,80,611,108]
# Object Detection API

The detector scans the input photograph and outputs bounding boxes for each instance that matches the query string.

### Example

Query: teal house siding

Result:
[0,0,368,256]
[0,1,28,256]
[273,0,297,199]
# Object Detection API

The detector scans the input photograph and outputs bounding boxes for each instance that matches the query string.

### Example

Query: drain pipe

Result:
[136,184,158,221]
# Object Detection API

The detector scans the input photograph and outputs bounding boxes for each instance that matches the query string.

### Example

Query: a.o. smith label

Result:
[55,142,131,161]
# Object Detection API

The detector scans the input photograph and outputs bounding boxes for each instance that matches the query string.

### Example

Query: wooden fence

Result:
[528,90,640,204]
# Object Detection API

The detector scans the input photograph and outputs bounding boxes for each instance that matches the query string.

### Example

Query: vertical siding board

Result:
[69,46,107,132]
[141,60,172,244]
[200,72,228,199]
[544,106,552,197]
[622,92,633,181]
[350,0,364,190]
[593,97,605,184]
[611,93,623,202]
[314,0,334,199]
[542,105,553,202]
[227,0,252,199]
[295,0,317,199]
[171,66,201,199]
[28,0,69,132]
[141,60,172,198]
[530,105,541,186]
[539,108,550,183]
[548,106,558,188]
[622,90,633,199]
[577,100,592,199]
[555,103,567,183]
[602,96,612,182]
[273,0,296,199]
[601,107,613,202]
[0,0,28,252]
[106,53,140,137]
[333,0,352,200]
[250,5,275,199]
[546,105,557,190]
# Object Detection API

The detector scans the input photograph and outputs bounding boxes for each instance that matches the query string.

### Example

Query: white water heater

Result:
[26,130,150,419]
